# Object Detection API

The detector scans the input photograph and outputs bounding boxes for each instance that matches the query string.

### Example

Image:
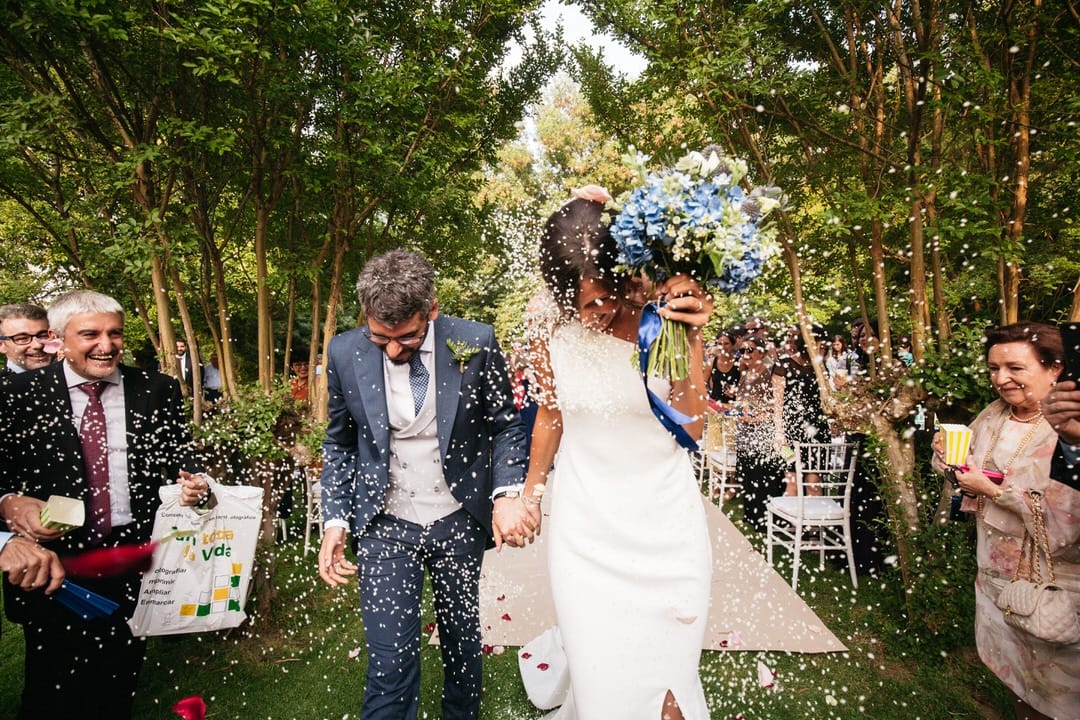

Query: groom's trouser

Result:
[355,508,486,720]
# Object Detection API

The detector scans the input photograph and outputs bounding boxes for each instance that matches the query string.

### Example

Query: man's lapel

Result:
[353,330,391,452]
[433,317,462,459]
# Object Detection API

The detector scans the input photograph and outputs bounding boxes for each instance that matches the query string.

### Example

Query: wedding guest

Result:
[897,335,914,366]
[734,334,782,531]
[824,334,856,389]
[0,290,209,719]
[317,250,528,719]
[773,325,829,494]
[202,353,223,403]
[1044,378,1080,490]
[850,318,878,376]
[520,192,713,719]
[0,303,53,376]
[933,322,1080,719]
[707,329,740,405]
[289,346,311,406]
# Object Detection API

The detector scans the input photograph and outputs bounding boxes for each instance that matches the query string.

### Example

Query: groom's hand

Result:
[493,497,539,551]
[318,527,357,587]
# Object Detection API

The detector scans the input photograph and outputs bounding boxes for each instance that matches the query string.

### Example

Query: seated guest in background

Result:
[0,289,211,720]
[0,303,53,376]
[933,322,1080,720]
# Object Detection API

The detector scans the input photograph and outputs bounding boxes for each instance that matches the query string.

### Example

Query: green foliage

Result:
[910,324,997,423]
[193,383,303,462]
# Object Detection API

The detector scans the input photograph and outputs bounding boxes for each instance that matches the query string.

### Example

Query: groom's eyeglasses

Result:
[369,330,426,348]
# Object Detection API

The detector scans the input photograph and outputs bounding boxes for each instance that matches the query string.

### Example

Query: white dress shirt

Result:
[64,363,133,528]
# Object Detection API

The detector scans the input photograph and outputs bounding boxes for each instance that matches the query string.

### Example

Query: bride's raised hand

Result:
[656,274,713,333]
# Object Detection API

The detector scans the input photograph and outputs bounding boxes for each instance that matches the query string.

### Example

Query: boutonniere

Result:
[446,339,481,372]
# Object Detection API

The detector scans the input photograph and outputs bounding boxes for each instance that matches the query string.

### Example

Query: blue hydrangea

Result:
[608,148,781,295]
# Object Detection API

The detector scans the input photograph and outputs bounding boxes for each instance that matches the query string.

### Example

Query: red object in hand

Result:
[958,466,1005,485]
[61,541,156,578]
[172,696,206,720]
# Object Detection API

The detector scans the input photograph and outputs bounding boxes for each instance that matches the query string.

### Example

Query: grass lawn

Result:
[0,509,1014,720]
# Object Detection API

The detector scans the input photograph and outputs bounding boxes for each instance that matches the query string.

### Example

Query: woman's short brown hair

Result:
[983,322,1063,367]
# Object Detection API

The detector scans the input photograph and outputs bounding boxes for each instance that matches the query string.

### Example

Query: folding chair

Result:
[303,466,323,555]
[765,440,860,591]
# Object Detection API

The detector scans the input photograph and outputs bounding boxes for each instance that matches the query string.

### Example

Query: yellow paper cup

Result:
[939,423,973,467]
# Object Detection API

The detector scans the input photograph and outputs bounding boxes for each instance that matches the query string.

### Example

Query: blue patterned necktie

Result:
[408,351,428,416]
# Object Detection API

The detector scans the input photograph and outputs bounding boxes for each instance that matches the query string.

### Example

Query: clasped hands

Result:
[492,494,542,551]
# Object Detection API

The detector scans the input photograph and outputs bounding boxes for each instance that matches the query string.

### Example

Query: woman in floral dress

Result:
[934,322,1080,719]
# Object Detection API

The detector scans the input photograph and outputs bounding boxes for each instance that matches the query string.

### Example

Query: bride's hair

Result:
[540,198,628,318]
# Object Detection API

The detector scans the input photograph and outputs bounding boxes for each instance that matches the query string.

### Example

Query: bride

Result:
[518,191,714,720]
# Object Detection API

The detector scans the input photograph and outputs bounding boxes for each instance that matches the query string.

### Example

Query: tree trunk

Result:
[255,205,274,393]
[150,254,178,378]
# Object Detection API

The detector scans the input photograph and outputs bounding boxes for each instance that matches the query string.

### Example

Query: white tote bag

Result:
[128,480,262,636]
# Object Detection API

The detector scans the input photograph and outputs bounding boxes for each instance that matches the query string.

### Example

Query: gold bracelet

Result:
[991,487,1007,503]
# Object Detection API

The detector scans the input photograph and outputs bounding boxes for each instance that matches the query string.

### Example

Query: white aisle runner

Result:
[470,494,846,653]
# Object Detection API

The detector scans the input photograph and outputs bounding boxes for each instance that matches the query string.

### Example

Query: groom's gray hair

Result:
[356,249,436,326]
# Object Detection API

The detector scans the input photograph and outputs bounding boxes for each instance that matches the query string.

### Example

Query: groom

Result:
[317,250,530,719]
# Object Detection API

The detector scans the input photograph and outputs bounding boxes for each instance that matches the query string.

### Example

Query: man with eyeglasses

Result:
[317,250,529,720]
[0,304,54,376]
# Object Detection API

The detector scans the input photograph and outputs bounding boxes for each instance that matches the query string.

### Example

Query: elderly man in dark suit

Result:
[0,289,210,720]
[317,250,533,720]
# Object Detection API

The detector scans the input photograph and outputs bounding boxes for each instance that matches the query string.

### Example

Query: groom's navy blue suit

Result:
[321,314,526,720]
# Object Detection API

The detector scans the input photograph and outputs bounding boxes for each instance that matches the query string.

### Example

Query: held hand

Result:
[177,470,211,507]
[0,495,61,543]
[0,536,65,594]
[492,497,540,551]
[1043,381,1080,446]
[656,274,713,333]
[954,461,1000,498]
[930,431,947,473]
[317,527,357,588]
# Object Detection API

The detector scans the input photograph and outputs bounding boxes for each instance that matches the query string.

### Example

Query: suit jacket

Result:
[321,315,526,545]
[1051,441,1080,491]
[0,362,200,621]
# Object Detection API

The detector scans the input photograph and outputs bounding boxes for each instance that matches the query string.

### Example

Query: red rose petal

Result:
[520,651,532,659]
[501,613,512,621]
[497,594,506,601]
[172,696,207,720]
[424,623,436,634]
[537,662,550,671]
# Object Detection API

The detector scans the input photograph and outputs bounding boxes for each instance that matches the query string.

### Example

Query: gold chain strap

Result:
[1010,490,1055,586]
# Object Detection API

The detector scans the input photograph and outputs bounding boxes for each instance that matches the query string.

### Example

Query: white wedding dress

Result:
[544,322,712,719]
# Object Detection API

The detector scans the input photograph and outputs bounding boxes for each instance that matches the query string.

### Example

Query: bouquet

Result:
[607,145,783,380]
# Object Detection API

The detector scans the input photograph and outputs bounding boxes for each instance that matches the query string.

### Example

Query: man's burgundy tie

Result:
[78,381,111,543]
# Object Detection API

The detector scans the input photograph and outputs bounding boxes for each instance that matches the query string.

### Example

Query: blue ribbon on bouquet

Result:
[637,302,699,452]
